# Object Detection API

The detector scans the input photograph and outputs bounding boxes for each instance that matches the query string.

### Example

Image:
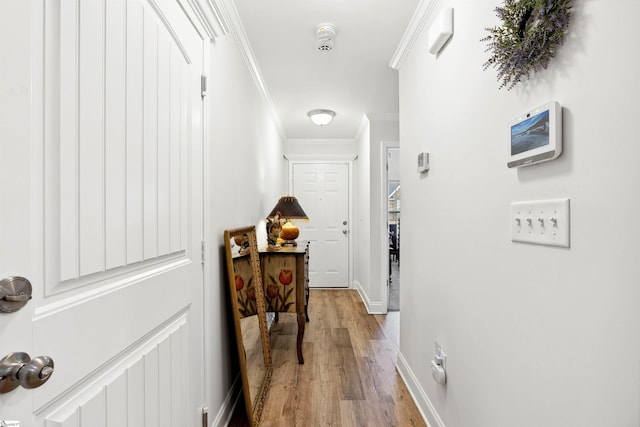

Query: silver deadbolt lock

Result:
[0,353,54,393]
[0,277,32,313]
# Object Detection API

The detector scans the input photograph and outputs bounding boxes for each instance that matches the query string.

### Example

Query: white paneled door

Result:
[0,0,205,425]
[292,163,350,288]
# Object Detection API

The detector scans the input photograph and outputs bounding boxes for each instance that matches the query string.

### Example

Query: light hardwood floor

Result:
[228,289,426,427]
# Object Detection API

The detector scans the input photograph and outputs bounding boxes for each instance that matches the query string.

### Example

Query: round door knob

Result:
[0,353,54,393]
[19,355,54,389]
[0,352,30,393]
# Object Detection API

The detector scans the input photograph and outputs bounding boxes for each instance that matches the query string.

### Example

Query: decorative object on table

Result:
[481,0,572,90]
[266,195,309,249]
[233,233,250,255]
[224,226,272,427]
[265,212,282,248]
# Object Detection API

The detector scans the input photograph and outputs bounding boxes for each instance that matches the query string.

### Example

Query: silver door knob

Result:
[342,230,348,235]
[0,353,54,393]
[19,355,55,389]
[0,277,32,313]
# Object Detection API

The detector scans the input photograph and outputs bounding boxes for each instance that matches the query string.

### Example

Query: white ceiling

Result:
[232,0,420,140]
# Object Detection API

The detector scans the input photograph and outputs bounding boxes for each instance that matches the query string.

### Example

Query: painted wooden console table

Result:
[259,242,309,364]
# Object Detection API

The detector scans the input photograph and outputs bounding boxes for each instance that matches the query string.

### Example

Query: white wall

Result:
[354,118,372,300]
[368,119,399,309]
[354,116,399,312]
[397,1,640,426]
[205,33,286,422]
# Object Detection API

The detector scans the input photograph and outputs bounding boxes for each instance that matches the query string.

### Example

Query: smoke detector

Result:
[315,23,336,53]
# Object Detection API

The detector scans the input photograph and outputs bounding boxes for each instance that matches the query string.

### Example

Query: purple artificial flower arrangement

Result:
[481,0,572,90]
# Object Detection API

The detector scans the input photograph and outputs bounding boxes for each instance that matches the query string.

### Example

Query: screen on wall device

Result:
[507,101,562,168]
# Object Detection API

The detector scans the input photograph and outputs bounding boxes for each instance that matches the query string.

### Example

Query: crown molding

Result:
[178,0,229,39]
[213,0,287,141]
[366,113,399,122]
[354,114,399,141]
[389,0,440,70]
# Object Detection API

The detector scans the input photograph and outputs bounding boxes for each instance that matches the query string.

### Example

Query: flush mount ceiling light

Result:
[307,109,336,126]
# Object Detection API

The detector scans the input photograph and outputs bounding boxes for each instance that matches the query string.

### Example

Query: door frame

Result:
[380,141,399,312]
[287,158,355,289]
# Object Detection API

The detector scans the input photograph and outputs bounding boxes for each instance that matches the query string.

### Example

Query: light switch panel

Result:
[511,198,570,247]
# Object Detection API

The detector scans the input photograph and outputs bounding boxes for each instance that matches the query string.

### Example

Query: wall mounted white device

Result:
[431,343,446,385]
[417,152,429,173]
[428,8,453,55]
[508,101,562,168]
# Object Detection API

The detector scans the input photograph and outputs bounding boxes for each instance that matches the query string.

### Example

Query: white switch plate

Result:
[511,198,570,247]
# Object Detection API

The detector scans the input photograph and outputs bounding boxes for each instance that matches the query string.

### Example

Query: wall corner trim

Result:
[213,0,287,140]
[355,115,370,141]
[211,374,243,427]
[396,352,446,427]
[354,281,387,314]
[389,0,440,70]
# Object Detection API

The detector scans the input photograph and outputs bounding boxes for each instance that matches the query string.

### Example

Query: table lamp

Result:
[266,195,309,248]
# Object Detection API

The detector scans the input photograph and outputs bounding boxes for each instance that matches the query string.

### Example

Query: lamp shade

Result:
[267,196,308,220]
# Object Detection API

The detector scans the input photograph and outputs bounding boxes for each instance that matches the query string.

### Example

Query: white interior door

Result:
[292,163,350,288]
[0,0,205,425]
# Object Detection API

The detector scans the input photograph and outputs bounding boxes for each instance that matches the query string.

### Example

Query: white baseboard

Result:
[211,374,242,427]
[396,351,446,427]
[353,280,387,314]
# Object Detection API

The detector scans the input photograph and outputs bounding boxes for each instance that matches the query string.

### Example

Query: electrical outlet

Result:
[434,342,446,368]
[432,342,447,385]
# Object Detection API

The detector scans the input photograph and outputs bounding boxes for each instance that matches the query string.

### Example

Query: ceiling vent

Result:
[315,23,336,53]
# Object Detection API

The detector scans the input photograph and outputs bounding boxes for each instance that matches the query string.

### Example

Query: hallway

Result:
[228,290,423,426]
